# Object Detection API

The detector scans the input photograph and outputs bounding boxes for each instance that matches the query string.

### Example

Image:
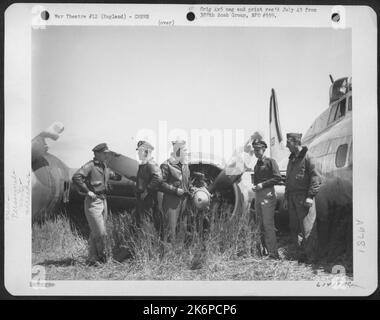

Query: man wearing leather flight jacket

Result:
[72,143,121,265]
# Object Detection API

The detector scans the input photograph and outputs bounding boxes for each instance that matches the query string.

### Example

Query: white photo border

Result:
[3,3,378,296]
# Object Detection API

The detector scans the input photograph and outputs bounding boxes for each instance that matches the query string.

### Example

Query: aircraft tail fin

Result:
[269,89,289,169]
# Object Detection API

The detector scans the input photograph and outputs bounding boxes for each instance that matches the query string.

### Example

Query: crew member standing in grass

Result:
[72,143,121,265]
[252,140,282,259]
[135,140,163,236]
[160,140,191,243]
[283,133,322,262]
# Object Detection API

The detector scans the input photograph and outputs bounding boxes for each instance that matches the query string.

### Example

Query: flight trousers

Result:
[84,196,109,263]
[255,187,278,257]
[136,193,163,238]
[288,192,317,260]
[162,194,187,242]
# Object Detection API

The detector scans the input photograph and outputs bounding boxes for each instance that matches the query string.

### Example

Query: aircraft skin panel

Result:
[32,152,71,220]
[303,91,352,145]
[32,165,54,218]
[305,113,352,148]
[306,114,352,180]
[301,82,352,215]
[303,109,330,143]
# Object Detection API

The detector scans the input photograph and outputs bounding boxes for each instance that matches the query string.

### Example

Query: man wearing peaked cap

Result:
[136,140,154,151]
[286,133,302,142]
[72,142,121,265]
[160,139,192,243]
[284,132,322,263]
[135,140,163,236]
[92,142,111,153]
[252,140,268,149]
[243,131,265,154]
[251,139,282,259]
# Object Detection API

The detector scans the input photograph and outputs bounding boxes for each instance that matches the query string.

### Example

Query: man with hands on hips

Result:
[72,143,121,265]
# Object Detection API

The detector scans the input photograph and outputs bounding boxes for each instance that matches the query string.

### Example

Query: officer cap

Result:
[252,139,267,149]
[92,143,110,153]
[136,140,154,151]
[286,133,302,142]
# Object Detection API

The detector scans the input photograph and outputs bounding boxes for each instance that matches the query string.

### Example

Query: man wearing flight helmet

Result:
[160,140,192,243]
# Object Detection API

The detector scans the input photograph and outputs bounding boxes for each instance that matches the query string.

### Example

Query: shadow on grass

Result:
[64,203,91,239]
[277,232,353,277]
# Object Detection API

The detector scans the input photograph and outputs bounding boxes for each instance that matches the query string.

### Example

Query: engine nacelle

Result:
[32,122,71,222]
[32,153,71,222]
[187,153,253,219]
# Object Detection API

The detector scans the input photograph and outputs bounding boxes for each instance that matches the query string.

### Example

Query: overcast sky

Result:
[32,26,351,168]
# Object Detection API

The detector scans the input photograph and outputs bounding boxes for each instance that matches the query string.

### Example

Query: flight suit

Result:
[160,158,191,242]
[72,159,120,263]
[285,146,322,259]
[135,160,163,236]
[253,156,282,257]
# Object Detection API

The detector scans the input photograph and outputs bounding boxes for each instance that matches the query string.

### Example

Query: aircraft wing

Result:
[106,151,139,179]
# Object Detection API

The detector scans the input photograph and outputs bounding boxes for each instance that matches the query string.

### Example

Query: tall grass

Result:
[32,214,87,264]
[32,202,353,280]
[107,202,261,268]
[33,202,261,270]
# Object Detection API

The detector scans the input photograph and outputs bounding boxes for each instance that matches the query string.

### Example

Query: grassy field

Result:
[32,204,352,281]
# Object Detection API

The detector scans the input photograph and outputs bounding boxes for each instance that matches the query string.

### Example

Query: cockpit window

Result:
[328,104,338,124]
[328,98,346,125]
[335,99,346,119]
[336,144,348,168]
[348,95,352,111]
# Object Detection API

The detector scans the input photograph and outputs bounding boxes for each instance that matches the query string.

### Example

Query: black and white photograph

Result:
[3,4,377,296]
